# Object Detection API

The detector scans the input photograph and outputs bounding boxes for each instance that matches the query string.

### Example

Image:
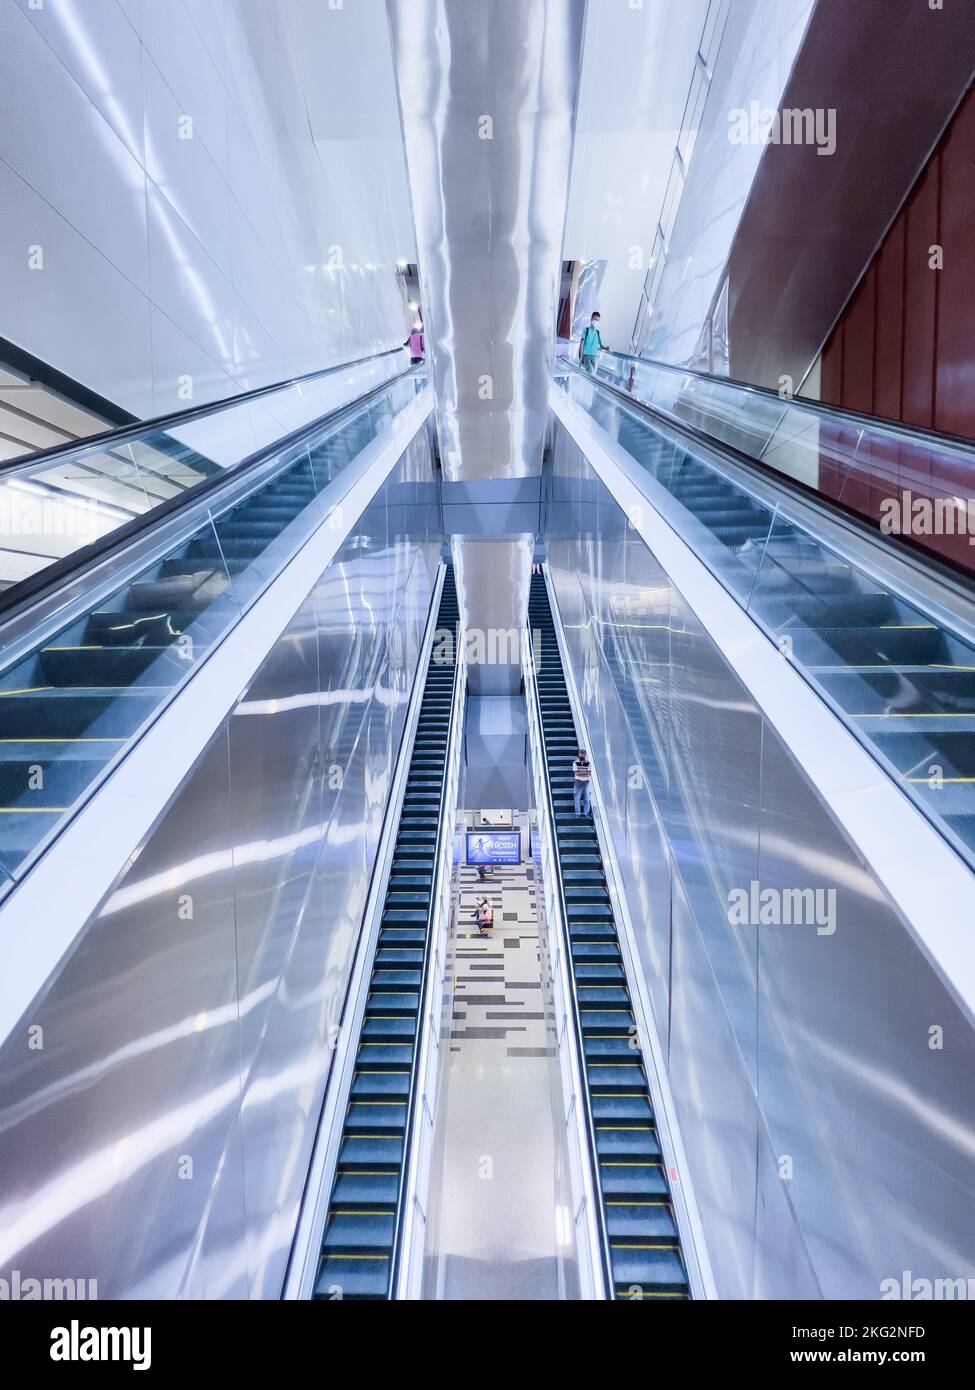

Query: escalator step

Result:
[315,1256,390,1300]
[323,1211,395,1250]
[607,1204,679,1243]
[611,1245,687,1296]
[332,1172,400,1205]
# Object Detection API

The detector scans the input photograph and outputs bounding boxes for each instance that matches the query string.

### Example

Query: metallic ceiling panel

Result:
[388,0,586,690]
[387,0,585,483]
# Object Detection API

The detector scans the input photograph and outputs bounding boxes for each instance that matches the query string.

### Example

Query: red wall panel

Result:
[902,159,940,431]
[819,84,975,442]
[934,89,975,438]
[873,218,906,423]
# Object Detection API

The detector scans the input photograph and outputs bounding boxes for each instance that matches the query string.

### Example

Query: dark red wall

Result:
[821,84,975,439]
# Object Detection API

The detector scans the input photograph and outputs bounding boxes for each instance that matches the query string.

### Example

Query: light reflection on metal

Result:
[387,0,586,677]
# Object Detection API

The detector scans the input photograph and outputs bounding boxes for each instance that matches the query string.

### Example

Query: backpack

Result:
[582,325,602,356]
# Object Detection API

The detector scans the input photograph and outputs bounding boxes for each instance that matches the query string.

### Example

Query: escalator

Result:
[595,400,975,873]
[314,567,459,1300]
[528,571,689,1301]
[0,388,404,885]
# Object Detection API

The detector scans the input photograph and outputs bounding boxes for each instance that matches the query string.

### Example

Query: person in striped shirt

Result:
[572,748,592,818]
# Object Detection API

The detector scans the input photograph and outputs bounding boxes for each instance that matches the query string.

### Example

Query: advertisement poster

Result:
[465,830,521,865]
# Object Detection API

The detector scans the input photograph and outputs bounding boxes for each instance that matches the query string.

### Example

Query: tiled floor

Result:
[426,853,568,1299]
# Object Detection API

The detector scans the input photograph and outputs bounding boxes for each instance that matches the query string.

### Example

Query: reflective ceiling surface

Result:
[387,0,586,689]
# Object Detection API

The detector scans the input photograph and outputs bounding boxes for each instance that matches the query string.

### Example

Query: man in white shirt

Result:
[572,748,592,817]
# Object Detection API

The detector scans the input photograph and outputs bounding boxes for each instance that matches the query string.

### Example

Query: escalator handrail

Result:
[584,345,975,455]
[524,592,615,1299]
[389,580,464,1295]
[0,364,421,632]
[0,346,410,476]
[559,358,975,595]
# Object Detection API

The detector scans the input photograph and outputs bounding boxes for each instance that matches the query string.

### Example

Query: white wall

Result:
[563,0,710,351]
[0,0,415,419]
[645,0,815,365]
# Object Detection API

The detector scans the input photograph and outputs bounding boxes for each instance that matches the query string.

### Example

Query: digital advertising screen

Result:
[465,830,521,865]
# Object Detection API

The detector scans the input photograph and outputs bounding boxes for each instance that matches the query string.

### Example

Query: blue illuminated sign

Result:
[466,830,521,865]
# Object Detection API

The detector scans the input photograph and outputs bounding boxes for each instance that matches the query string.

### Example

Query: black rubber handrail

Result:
[0,364,420,630]
[0,346,408,476]
[562,359,975,598]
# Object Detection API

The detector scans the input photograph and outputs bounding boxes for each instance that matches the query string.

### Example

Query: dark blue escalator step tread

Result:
[584,1035,638,1059]
[382,909,428,924]
[581,1009,636,1031]
[572,942,621,961]
[577,986,630,1005]
[606,1202,679,1242]
[366,990,419,1014]
[570,923,616,941]
[375,949,424,968]
[383,892,429,908]
[378,929,427,948]
[352,1071,410,1098]
[591,1094,653,1122]
[339,1134,404,1166]
[574,963,625,981]
[611,1245,688,1296]
[344,1100,407,1132]
[600,1161,669,1198]
[355,1042,414,1066]
[323,1210,396,1251]
[596,1126,661,1159]
[332,1171,400,1205]
[361,1016,416,1041]
[372,968,422,989]
[587,1062,647,1090]
[314,1255,390,1300]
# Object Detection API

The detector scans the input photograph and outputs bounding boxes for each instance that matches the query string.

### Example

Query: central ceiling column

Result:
[387,0,586,693]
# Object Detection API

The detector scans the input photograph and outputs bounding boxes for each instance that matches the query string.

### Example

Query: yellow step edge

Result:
[322,1254,388,1262]
[607,1201,668,1207]
[611,1243,676,1250]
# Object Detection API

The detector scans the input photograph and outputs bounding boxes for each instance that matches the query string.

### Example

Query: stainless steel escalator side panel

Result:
[0,404,440,1298]
[284,564,450,1300]
[546,399,975,1299]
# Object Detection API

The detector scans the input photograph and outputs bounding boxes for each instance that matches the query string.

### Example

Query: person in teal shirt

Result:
[579,311,606,372]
